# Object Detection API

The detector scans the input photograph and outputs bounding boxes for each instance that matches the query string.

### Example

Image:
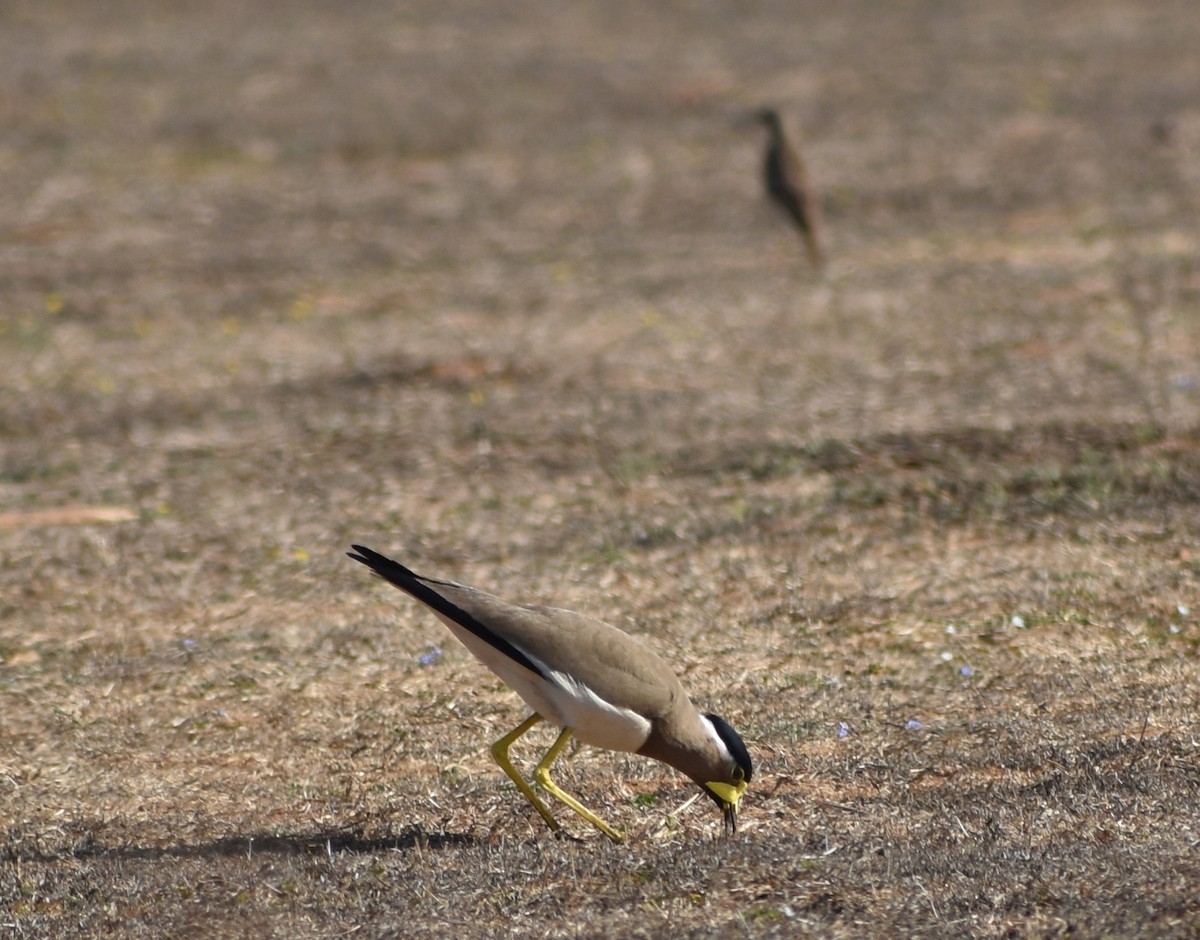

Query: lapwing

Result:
[754,107,825,268]
[348,545,752,842]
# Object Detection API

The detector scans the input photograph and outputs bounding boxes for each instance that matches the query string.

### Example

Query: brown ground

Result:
[3,1,1200,937]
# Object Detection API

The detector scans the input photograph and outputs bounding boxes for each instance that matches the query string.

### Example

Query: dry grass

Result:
[3,0,1200,936]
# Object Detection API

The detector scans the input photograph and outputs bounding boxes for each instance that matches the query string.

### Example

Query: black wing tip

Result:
[346,545,380,569]
[346,544,549,682]
[347,545,420,582]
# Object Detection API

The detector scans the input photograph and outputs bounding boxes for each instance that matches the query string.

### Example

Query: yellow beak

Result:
[706,779,747,808]
[706,778,748,833]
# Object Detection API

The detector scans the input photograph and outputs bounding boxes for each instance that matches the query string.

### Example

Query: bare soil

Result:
[3,1,1200,936]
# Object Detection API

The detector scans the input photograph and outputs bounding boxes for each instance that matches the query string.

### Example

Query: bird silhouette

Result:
[754,108,825,268]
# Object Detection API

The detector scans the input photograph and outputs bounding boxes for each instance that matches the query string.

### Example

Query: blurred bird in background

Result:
[754,107,825,268]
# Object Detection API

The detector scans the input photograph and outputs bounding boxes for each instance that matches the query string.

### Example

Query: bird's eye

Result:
[733,766,745,784]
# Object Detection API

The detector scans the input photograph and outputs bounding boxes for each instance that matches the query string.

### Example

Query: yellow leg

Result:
[490,714,561,834]
[534,727,624,843]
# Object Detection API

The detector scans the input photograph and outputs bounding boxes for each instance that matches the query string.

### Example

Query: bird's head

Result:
[752,107,783,132]
[700,713,753,834]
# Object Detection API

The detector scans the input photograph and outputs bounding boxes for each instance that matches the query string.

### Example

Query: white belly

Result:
[433,613,652,753]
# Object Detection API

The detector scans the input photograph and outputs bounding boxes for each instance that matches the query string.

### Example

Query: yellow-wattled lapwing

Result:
[754,107,825,268]
[348,545,752,842]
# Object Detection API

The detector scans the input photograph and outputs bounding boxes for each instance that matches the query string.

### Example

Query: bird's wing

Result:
[348,545,549,680]
[349,546,681,719]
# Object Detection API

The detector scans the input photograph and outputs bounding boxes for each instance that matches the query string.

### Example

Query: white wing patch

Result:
[428,609,652,753]
[544,668,653,753]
